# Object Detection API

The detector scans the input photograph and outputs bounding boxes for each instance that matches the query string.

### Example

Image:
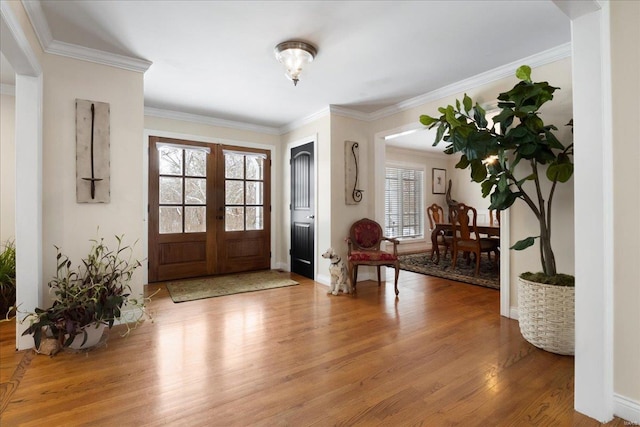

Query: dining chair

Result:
[426,203,452,261]
[484,209,502,262]
[346,218,400,295]
[450,203,500,276]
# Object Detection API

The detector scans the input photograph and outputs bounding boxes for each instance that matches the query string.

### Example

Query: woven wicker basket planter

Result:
[518,277,575,355]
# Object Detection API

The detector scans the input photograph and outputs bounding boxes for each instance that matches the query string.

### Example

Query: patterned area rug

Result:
[398,251,500,290]
[164,270,299,303]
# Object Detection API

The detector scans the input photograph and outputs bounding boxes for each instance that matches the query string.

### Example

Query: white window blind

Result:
[385,166,424,239]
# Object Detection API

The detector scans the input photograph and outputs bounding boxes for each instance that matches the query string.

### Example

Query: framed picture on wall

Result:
[432,168,446,194]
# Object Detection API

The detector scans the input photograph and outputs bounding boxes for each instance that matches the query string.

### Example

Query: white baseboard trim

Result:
[275,262,289,271]
[316,273,331,287]
[614,393,640,424]
[510,307,519,320]
[317,271,377,288]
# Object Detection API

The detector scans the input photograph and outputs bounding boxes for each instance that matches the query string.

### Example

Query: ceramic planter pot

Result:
[68,323,107,350]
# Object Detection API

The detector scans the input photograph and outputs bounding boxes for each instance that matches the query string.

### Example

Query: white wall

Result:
[280,114,331,279]
[329,115,371,253]
[611,0,640,412]
[0,93,16,242]
[40,54,145,307]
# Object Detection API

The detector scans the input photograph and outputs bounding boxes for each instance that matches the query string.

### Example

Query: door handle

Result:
[306,215,315,219]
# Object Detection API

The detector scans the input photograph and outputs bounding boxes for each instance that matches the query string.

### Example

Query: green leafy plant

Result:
[22,235,150,349]
[0,240,16,318]
[420,65,573,282]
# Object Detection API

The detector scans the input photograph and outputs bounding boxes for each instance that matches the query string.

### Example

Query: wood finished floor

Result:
[0,271,628,426]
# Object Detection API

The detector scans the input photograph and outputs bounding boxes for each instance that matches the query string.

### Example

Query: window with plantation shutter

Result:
[385,166,424,239]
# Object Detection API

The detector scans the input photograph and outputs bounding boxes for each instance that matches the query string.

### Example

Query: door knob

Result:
[306,215,315,219]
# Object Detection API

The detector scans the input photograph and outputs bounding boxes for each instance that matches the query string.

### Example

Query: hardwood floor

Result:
[0,271,628,426]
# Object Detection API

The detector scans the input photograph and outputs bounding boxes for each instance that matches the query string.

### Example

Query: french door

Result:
[148,136,271,282]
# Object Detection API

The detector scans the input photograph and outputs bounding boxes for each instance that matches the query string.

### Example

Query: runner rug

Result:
[398,252,500,290]
[165,270,299,303]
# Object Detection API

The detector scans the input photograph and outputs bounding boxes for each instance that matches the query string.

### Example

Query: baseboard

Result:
[316,273,331,287]
[317,270,376,288]
[510,307,519,320]
[275,262,289,271]
[614,393,640,424]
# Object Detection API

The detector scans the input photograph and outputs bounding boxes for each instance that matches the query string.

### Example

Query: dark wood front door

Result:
[215,145,271,274]
[148,137,270,282]
[290,142,315,279]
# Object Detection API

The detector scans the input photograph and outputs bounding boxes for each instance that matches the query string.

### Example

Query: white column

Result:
[14,74,43,350]
[570,3,615,421]
[1,1,44,350]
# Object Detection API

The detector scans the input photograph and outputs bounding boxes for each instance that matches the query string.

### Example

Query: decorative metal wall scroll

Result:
[76,99,110,203]
[345,140,363,204]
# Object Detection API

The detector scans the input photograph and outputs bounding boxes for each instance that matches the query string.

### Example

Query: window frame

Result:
[384,162,426,240]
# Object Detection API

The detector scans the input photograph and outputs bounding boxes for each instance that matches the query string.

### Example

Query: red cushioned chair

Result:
[346,218,400,295]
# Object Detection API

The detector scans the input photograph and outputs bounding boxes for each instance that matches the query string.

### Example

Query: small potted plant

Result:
[22,235,150,354]
[419,65,575,355]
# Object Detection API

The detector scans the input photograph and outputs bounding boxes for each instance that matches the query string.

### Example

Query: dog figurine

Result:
[322,248,352,295]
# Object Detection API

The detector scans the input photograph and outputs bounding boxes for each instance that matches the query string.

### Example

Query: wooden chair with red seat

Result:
[450,203,500,276]
[426,203,452,261]
[346,218,400,295]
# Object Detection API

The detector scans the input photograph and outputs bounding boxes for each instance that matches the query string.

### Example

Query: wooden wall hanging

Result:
[345,140,363,204]
[76,99,110,203]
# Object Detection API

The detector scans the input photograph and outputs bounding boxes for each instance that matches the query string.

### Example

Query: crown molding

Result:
[329,105,370,122]
[1,1,42,75]
[22,0,152,73]
[21,0,52,48]
[46,39,152,72]
[280,42,572,132]
[144,107,280,136]
[367,42,572,121]
[0,84,16,96]
[278,106,330,134]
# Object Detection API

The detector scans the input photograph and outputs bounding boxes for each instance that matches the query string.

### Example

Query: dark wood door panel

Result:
[220,234,270,273]
[290,142,314,279]
[159,240,207,264]
[216,145,271,275]
[291,221,313,277]
[148,136,216,282]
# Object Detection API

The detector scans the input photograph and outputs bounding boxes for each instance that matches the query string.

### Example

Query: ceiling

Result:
[2,1,571,150]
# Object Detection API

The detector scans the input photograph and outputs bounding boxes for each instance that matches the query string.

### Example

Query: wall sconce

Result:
[274,41,317,86]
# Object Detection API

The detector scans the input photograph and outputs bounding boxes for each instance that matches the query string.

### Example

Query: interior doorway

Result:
[376,131,510,317]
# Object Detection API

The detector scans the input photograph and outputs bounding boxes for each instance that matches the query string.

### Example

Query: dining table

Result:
[430,222,500,264]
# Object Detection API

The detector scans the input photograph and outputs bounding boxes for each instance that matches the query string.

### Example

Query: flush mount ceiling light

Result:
[274,41,317,86]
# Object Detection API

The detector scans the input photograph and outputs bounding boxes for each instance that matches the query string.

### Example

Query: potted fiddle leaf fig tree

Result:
[419,65,575,355]
[22,235,150,355]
